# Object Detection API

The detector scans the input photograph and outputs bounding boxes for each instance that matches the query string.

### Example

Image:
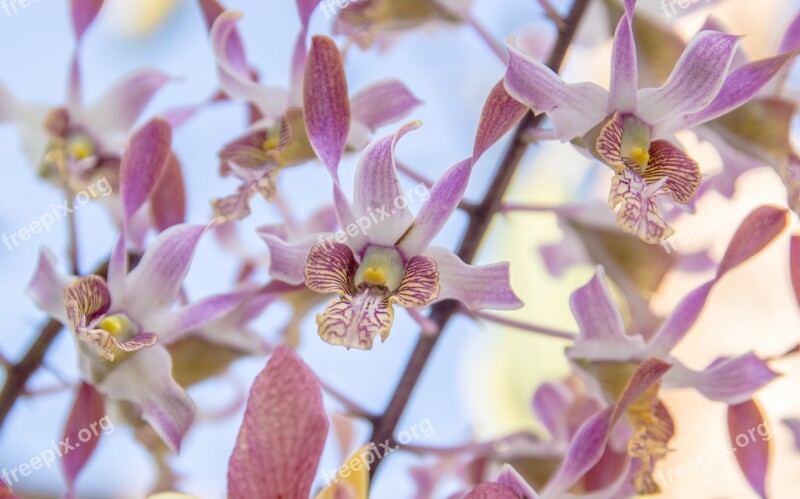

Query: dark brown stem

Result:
[367,0,593,481]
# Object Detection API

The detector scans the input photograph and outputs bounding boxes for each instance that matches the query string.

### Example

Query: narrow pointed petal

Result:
[125,224,208,319]
[532,382,571,442]
[608,15,638,114]
[780,13,800,53]
[317,291,394,349]
[304,242,357,295]
[26,249,74,325]
[159,290,251,340]
[727,400,771,499]
[84,69,171,136]
[151,153,187,231]
[350,80,422,132]
[497,465,540,498]
[717,205,789,278]
[473,79,528,163]
[637,32,739,125]
[391,255,440,307]
[197,0,227,31]
[641,139,701,204]
[304,35,351,175]
[669,53,794,133]
[296,0,319,29]
[62,383,105,497]
[544,359,671,497]
[228,347,327,498]
[665,354,779,404]
[647,281,715,355]
[424,246,523,310]
[398,159,471,256]
[333,183,370,253]
[120,118,173,224]
[352,121,420,245]
[505,43,608,140]
[70,0,105,42]
[258,230,329,285]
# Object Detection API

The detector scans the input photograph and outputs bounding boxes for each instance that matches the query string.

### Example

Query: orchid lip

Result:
[353,245,405,292]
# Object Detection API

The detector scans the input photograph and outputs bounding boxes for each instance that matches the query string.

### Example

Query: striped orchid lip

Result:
[303,242,440,350]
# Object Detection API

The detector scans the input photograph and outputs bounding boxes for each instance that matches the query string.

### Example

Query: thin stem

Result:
[367,0,593,482]
[501,202,564,214]
[67,207,80,274]
[319,379,378,423]
[464,309,576,340]
[465,14,509,65]
[537,0,567,29]
[401,430,538,457]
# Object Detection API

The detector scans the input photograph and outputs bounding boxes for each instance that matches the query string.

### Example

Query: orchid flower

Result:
[24,119,250,452]
[504,0,792,243]
[261,121,522,349]
[564,206,788,494]
[0,0,184,235]
[465,465,540,499]
[206,7,421,220]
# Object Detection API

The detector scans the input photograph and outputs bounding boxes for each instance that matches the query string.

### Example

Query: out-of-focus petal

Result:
[505,43,608,140]
[227,347,327,498]
[120,118,173,225]
[314,445,370,499]
[664,354,778,404]
[352,121,420,245]
[317,291,394,350]
[424,246,523,310]
[608,15,638,114]
[70,0,105,42]
[350,79,422,132]
[473,79,528,163]
[158,290,251,341]
[646,281,714,355]
[25,249,74,325]
[780,13,800,53]
[497,464,540,498]
[97,345,196,452]
[303,35,351,176]
[398,159,470,256]
[465,483,519,499]
[62,382,105,498]
[792,235,800,309]
[716,205,789,278]
[727,400,771,499]
[150,152,187,232]
[637,31,739,126]
[125,224,208,319]
[782,418,800,451]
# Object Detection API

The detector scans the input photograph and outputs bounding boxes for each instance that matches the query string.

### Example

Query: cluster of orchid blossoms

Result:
[2,0,800,497]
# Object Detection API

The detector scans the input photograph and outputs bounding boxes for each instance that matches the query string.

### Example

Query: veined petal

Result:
[303,35,351,176]
[398,159,471,256]
[352,121,420,245]
[637,31,739,125]
[608,170,674,244]
[317,291,394,350]
[125,224,208,319]
[640,139,701,204]
[64,276,111,332]
[664,354,779,404]
[120,118,173,225]
[608,15,638,114]
[424,246,523,310]
[70,0,105,42]
[593,111,626,170]
[26,249,75,325]
[228,347,327,498]
[304,242,358,295]
[727,400,771,499]
[505,43,608,140]
[666,53,794,134]
[473,79,528,163]
[350,79,422,132]
[82,69,171,138]
[258,229,329,285]
[391,255,440,307]
[96,344,196,452]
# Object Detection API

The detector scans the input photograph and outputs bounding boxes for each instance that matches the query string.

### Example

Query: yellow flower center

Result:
[67,135,96,160]
[628,145,650,167]
[97,315,127,337]
[355,246,405,291]
[262,136,281,152]
[363,267,388,286]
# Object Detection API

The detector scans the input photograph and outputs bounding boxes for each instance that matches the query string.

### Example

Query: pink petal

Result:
[25,249,74,325]
[317,291,395,349]
[120,118,173,225]
[160,290,252,340]
[352,121,420,245]
[505,43,608,140]
[496,464,540,498]
[665,354,779,404]
[97,345,195,452]
[637,31,739,125]
[398,159,471,256]
[532,382,571,443]
[258,229,329,285]
[728,400,771,498]
[465,483,519,499]
[424,246,523,310]
[197,0,226,31]
[780,13,800,53]
[1,480,21,499]
[70,0,104,42]
[296,0,319,29]
[717,205,789,278]
[473,80,528,164]
[125,224,208,321]
[150,152,187,231]
[608,15,638,114]
[782,418,800,451]
[647,281,715,354]
[304,35,351,176]
[304,242,357,295]
[333,182,370,254]
[62,383,106,497]
[227,347,328,497]
[391,255,441,308]
[792,235,800,309]
[84,69,171,136]
[350,79,423,132]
